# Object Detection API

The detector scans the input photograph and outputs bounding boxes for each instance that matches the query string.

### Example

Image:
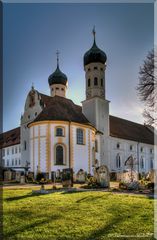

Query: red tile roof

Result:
[0,94,154,148]
[0,127,20,149]
[109,115,154,145]
[31,94,92,126]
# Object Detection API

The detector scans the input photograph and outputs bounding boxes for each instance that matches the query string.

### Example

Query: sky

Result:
[3,3,154,132]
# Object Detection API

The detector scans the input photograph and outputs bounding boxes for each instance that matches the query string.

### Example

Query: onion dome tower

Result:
[83,27,107,99]
[48,51,68,98]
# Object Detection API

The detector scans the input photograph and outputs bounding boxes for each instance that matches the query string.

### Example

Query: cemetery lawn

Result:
[3,188,154,240]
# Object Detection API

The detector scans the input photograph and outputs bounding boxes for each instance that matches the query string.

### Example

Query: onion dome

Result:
[84,28,107,66]
[48,51,68,86]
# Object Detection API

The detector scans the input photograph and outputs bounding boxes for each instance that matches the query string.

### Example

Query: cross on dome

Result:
[56,50,60,68]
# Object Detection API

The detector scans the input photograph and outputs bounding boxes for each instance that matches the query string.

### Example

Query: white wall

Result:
[2,144,22,169]
[108,136,154,173]
[29,122,98,178]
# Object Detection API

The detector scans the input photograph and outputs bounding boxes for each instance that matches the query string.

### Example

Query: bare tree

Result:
[137,49,157,126]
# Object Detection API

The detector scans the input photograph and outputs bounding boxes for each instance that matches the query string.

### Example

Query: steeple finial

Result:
[31,82,34,90]
[92,26,96,44]
[56,50,60,68]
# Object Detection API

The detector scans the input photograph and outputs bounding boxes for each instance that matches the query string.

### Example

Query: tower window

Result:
[51,88,54,91]
[95,140,98,152]
[76,128,84,145]
[94,66,98,70]
[94,77,98,86]
[61,88,64,91]
[88,68,91,71]
[55,145,64,165]
[100,68,103,71]
[130,145,133,151]
[88,79,91,87]
[56,87,59,90]
[140,147,143,152]
[101,79,103,86]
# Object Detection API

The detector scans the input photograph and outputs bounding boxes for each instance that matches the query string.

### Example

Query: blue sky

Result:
[3,3,154,132]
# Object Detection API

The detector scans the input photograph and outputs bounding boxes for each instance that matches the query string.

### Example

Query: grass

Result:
[3,187,155,240]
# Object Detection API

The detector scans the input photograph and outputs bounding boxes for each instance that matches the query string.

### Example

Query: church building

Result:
[0,30,154,180]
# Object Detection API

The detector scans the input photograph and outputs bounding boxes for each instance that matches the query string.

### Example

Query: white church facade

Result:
[0,31,154,180]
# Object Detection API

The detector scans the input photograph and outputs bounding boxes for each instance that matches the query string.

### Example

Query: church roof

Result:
[0,127,20,149]
[31,95,92,126]
[109,115,154,145]
[0,98,154,149]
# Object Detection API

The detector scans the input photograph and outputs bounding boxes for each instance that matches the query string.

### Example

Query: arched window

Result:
[56,145,64,165]
[150,158,153,169]
[76,128,84,145]
[140,157,144,169]
[94,77,98,86]
[101,78,103,86]
[24,141,27,150]
[56,127,64,136]
[116,154,121,169]
[95,140,98,152]
[117,143,120,149]
[88,78,91,87]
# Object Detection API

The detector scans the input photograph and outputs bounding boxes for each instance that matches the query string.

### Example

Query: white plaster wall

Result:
[29,122,98,177]
[85,62,106,99]
[40,137,46,172]
[108,136,154,173]
[50,84,67,98]
[2,144,21,169]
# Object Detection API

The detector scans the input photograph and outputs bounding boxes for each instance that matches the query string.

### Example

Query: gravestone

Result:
[20,176,25,184]
[95,165,110,188]
[16,172,21,182]
[4,170,12,181]
[62,168,73,187]
[76,169,86,183]
[117,170,138,183]
[146,169,155,183]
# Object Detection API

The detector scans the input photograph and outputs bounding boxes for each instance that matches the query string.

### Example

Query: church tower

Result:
[48,51,68,98]
[82,28,110,165]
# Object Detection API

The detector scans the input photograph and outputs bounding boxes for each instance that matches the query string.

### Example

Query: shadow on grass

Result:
[4,214,60,238]
[76,194,106,203]
[5,192,55,201]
